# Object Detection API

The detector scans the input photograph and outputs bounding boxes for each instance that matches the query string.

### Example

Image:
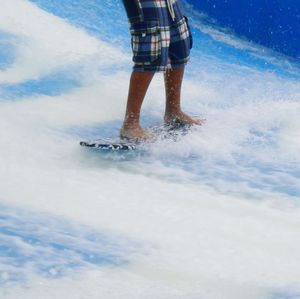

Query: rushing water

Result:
[0,1,300,298]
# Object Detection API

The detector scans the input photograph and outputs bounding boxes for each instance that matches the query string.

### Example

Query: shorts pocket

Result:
[130,21,162,65]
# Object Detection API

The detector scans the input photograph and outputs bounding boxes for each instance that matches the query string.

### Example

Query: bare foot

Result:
[120,124,151,141]
[164,111,205,127]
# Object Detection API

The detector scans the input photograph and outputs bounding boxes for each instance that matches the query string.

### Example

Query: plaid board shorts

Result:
[122,0,193,72]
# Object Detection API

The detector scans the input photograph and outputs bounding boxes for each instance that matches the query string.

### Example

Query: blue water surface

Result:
[0,70,81,100]
[0,0,299,101]
[0,204,139,286]
[188,0,300,59]
[0,32,17,70]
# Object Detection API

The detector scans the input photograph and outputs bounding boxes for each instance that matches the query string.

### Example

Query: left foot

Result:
[120,123,153,142]
[164,111,205,128]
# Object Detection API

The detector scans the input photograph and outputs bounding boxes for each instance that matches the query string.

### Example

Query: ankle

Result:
[123,113,140,127]
[164,109,183,119]
[122,120,141,130]
[165,102,181,114]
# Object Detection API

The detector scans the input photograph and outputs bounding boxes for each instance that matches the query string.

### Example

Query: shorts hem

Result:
[132,56,190,73]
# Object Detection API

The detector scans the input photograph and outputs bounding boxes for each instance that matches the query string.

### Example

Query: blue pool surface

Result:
[0,205,138,285]
[188,0,300,59]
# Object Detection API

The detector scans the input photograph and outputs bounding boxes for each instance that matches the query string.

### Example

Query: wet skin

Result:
[120,67,204,140]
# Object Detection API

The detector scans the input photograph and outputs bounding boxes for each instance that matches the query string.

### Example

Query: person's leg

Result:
[164,66,203,126]
[120,70,155,139]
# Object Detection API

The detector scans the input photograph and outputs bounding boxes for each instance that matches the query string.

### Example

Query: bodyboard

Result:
[80,139,138,151]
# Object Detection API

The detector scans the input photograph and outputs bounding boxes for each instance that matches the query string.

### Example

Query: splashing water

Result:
[0,0,300,298]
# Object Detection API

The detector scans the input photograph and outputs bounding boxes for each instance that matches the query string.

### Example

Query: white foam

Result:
[0,0,128,84]
[1,1,300,298]
[1,69,300,298]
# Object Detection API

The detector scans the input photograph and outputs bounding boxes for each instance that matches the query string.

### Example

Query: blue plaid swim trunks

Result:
[122,0,193,72]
